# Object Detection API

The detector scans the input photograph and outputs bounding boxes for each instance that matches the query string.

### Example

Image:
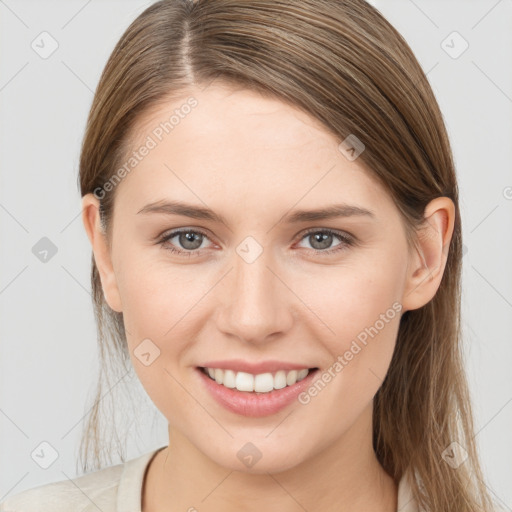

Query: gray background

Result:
[1,0,511,509]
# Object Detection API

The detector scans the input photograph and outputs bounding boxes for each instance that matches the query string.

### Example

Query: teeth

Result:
[236,371,254,392]
[274,370,287,389]
[286,370,298,385]
[223,369,236,388]
[202,367,312,393]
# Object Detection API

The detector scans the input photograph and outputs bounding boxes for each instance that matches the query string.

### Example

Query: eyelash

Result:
[156,227,355,258]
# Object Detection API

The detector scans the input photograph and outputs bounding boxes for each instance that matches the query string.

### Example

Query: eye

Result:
[296,228,354,255]
[156,227,355,257]
[157,228,213,257]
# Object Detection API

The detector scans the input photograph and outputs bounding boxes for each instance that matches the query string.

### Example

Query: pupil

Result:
[181,232,202,249]
[312,232,331,249]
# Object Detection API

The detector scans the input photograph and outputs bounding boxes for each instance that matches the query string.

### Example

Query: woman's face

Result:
[85,82,419,473]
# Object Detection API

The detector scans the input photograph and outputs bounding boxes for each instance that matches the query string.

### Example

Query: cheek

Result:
[115,250,200,336]
[115,256,198,415]
[293,265,403,432]
[299,251,405,371]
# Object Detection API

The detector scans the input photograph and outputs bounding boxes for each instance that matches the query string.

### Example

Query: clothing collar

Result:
[116,446,418,512]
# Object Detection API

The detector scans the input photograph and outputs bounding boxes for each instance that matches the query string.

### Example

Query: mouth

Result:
[198,366,319,394]
[195,365,320,417]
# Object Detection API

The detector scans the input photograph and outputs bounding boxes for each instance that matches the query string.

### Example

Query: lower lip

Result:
[196,367,319,417]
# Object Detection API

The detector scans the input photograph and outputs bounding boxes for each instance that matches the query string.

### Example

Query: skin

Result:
[82,82,455,512]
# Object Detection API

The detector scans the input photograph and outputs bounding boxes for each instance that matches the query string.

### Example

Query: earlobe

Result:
[401,197,455,312]
[81,194,123,313]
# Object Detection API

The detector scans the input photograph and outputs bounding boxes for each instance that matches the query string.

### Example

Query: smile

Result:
[196,366,320,417]
[200,367,315,393]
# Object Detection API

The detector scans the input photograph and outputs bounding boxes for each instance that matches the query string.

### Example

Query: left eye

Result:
[296,229,353,254]
[157,228,353,256]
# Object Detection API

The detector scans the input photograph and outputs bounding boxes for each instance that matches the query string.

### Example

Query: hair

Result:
[77,1,496,510]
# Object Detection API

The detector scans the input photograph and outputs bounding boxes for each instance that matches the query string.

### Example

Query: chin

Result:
[203,438,311,475]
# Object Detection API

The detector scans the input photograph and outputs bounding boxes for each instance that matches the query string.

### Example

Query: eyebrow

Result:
[137,200,376,225]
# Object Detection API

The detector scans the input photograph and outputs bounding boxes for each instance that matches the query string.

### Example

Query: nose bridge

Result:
[217,239,292,343]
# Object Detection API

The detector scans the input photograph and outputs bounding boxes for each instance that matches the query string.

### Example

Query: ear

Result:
[81,193,123,313]
[401,197,455,313]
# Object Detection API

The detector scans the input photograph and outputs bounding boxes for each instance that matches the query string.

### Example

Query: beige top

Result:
[0,446,419,511]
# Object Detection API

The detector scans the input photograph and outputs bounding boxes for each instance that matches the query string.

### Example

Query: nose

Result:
[215,247,294,345]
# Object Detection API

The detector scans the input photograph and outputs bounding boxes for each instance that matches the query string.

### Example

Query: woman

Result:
[0,0,497,511]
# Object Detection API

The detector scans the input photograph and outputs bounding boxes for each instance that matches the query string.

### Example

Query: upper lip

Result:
[198,359,317,374]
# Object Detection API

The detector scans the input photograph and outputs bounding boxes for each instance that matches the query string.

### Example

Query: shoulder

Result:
[0,460,125,512]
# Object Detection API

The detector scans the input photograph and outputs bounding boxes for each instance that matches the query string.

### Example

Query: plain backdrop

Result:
[1,0,511,508]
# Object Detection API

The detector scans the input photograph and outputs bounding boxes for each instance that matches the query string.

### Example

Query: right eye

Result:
[156,228,214,256]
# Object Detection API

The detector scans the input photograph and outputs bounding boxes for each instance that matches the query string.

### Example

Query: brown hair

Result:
[78,1,496,510]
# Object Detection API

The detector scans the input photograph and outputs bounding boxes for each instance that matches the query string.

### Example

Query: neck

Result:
[142,404,397,512]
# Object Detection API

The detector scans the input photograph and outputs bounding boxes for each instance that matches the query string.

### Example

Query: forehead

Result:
[114,82,395,220]
[131,82,338,159]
